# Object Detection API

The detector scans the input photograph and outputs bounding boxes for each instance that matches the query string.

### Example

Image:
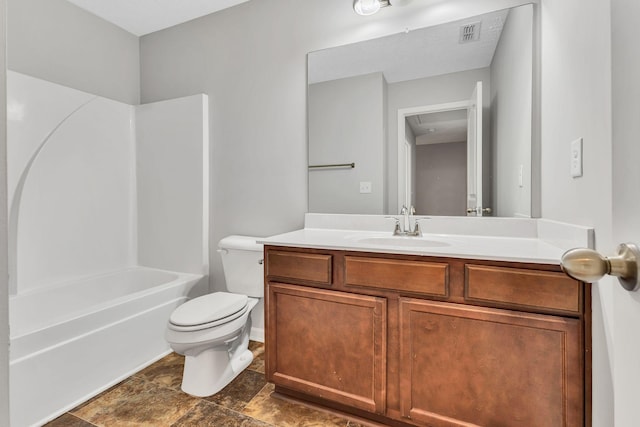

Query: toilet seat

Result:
[168,292,248,332]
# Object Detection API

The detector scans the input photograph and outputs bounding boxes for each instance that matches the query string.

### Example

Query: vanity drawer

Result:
[344,256,448,297]
[464,265,582,315]
[267,250,333,285]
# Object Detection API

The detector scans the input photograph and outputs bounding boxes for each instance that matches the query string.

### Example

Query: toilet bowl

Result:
[165,235,264,397]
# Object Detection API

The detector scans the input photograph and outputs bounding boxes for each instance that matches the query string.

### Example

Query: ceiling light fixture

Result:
[353,0,391,16]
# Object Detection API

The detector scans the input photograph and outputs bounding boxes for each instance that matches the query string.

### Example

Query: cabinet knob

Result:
[561,243,640,291]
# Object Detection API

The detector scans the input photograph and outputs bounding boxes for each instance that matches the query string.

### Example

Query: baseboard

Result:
[32,349,172,427]
[250,327,264,343]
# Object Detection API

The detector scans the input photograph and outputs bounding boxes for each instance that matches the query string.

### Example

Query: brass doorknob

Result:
[561,243,640,291]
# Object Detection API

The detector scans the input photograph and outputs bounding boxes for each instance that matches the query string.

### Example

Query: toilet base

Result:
[178,307,255,397]
[181,346,254,397]
[167,297,259,397]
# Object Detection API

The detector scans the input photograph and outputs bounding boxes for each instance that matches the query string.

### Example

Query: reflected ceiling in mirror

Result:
[309,10,508,85]
[308,4,534,218]
[407,109,468,145]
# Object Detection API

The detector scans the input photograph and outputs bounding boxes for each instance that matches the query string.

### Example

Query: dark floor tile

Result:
[243,383,350,427]
[134,351,185,391]
[44,413,97,427]
[172,401,272,427]
[248,341,265,373]
[65,378,132,415]
[52,344,365,427]
[71,377,199,427]
[205,369,267,411]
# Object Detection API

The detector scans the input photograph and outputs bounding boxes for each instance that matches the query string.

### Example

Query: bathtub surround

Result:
[10,268,200,355]
[8,72,210,293]
[136,95,210,276]
[11,268,200,427]
[8,72,133,295]
[7,72,210,426]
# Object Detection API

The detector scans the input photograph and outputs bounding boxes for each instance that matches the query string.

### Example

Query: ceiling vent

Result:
[459,21,481,43]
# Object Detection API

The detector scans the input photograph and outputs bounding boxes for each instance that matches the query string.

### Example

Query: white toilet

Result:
[165,235,264,397]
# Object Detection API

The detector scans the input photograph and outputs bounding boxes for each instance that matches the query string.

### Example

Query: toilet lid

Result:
[169,292,248,327]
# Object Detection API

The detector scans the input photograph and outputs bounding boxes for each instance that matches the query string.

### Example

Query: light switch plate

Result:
[359,181,372,194]
[571,138,583,178]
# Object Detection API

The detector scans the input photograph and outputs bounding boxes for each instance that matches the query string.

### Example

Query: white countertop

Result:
[258,214,595,265]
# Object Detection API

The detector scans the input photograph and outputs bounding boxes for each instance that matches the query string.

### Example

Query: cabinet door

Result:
[399,298,583,427]
[267,283,387,414]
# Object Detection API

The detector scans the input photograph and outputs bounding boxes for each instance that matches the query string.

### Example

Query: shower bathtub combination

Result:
[10,268,201,427]
[7,72,210,426]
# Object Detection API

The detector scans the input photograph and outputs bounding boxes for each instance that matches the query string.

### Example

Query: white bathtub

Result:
[9,266,203,427]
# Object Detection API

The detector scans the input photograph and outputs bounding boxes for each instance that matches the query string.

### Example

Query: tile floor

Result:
[45,342,369,427]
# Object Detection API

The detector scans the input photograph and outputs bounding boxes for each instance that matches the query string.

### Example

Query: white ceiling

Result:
[65,0,250,36]
[408,109,468,145]
[308,9,508,84]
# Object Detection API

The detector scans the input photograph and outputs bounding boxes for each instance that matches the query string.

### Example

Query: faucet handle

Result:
[385,216,402,235]
[412,221,422,237]
[415,217,432,234]
[409,205,416,215]
[400,205,408,215]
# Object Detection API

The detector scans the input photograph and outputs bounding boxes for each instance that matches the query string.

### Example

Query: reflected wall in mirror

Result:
[308,4,534,217]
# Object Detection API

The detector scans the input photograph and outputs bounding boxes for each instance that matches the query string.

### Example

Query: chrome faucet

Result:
[400,205,410,233]
[387,205,423,236]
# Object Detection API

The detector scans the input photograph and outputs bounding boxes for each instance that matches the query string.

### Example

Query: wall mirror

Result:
[307,4,534,217]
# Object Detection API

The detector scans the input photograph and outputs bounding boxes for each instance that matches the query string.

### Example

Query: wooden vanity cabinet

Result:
[399,299,583,426]
[265,246,591,427]
[266,282,387,414]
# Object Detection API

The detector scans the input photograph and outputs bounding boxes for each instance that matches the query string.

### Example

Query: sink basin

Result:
[356,237,451,248]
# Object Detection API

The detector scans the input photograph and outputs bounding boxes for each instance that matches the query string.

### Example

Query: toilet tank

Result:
[218,235,264,298]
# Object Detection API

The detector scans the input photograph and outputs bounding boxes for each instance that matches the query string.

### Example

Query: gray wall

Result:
[8,0,140,104]
[0,0,8,423]
[387,67,491,214]
[490,5,533,217]
[541,0,613,423]
[415,142,467,216]
[308,73,386,214]
[139,0,529,296]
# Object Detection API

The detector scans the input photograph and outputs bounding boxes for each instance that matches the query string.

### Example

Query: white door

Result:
[466,81,483,216]
[611,0,640,422]
[403,139,414,210]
